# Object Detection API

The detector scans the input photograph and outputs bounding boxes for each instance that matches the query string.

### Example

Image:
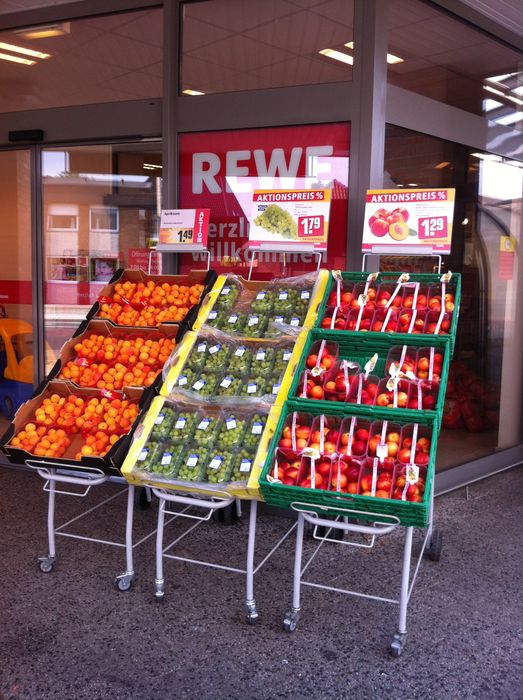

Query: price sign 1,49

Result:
[175,228,194,244]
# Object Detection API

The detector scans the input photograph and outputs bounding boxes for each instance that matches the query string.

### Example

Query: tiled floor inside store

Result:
[0,464,521,700]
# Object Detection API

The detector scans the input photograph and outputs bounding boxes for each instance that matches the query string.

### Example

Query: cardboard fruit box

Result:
[47,318,186,393]
[0,380,151,476]
[87,268,216,328]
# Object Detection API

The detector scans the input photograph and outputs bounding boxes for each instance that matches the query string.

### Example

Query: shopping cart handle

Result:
[151,488,234,511]
[291,502,400,536]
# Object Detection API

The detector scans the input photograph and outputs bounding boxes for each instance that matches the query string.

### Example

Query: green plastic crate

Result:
[258,399,439,527]
[315,271,461,356]
[288,329,451,426]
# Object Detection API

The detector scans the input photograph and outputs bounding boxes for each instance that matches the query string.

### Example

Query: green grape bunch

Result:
[254,204,298,239]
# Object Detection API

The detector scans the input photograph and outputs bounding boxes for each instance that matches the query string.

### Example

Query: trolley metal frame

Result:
[152,488,297,623]
[282,480,442,656]
[26,460,156,591]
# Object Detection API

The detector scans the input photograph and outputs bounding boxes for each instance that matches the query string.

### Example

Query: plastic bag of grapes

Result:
[251,289,275,314]
[230,449,256,482]
[214,282,240,310]
[176,445,211,482]
[168,409,199,445]
[227,344,252,374]
[150,406,176,441]
[216,413,248,451]
[243,413,267,451]
[149,444,184,477]
[217,375,243,396]
[186,339,209,371]
[205,450,234,484]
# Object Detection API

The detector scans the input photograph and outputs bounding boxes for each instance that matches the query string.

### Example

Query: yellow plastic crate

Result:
[120,395,282,500]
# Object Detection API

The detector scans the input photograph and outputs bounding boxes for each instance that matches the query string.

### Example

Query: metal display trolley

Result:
[259,269,460,655]
[0,268,216,588]
[121,271,329,621]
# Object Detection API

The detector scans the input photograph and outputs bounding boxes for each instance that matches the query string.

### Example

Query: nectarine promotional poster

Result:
[249,189,331,250]
[362,188,455,254]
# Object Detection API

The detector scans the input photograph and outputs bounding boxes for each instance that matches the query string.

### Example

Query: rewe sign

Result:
[179,123,350,273]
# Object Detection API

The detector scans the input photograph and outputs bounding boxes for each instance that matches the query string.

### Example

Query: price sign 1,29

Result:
[298,215,324,238]
[418,216,448,240]
[175,228,194,244]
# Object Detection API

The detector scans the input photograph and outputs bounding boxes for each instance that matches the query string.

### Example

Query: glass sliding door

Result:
[42,142,163,364]
[0,149,34,426]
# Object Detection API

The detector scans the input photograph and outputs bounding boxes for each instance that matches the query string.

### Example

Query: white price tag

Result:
[279,291,288,300]
[255,350,266,361]
[161,452,172,466]
[247,383,257,394]
[197,418,210,430]
[252,421,263,435]
[209,456,223,470]
[221,286,230,296]
[209,344,221,355]
[226,418,237,430]
[187,454,199,467]
[240,459,252,473]
[154,414,165,425]
[256,291,266,300]
[208,310,218,320]
[283,350,292,361]
[178,375,188,386]
[301,290,310,300]
[175,417,187,429]
[197,343,206,353]
[235,346,246,357]
[272,383,281,395]
[220,377,233,388]
[290,317,300,327]
[192,380,206,391]
[138,448,148,461]
[274,315,284,324]
[228,314,238,324]
[407,464,420,483]
[376,443,388,460]
[248,315,259,327]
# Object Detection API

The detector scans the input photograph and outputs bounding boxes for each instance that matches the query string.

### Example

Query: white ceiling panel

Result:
[308,0,354,29]
[110,8,163,48]
[182,53,257,94]
[243,9,352,55]
[181,16,232,53]
[68,31,162,71]
[388,0,439,29]
[185,33,296,73]
[253,54,350,88]
[102,69,162,98]
[183,0,298,35]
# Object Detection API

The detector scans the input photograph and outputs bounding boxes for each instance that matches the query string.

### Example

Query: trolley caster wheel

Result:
[390,633,406,657]
[154,579,165,600]
[38,556,55,574]
[245,603,259,625]
[425,529,443,562]
[115,574,134,592]
[136,487,151,511]
[283,610,300,633]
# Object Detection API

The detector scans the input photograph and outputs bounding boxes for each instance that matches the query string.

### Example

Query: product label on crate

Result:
[376,443,388,460]
[209,456,223,470]
[290,317,300,327]
[407,465,420,483]
[248,315,260,327]
[279,291,288,300]
[228,314,238,324]
[220,377,233,388]
[175,417,187,429]
[197,418,210,431]
[283,350,292,361]
[272,383,281,395]
[256,291,266,300]
[178,375,188,386]
[208,310,218,320]
[274,315,284,324]
[154,414,165,425]
[192,380,206,391]
[226,418,237,430]
[240,459,252,473]
[255,350,266,361]
[247,383,257,394]
[235,346,246,357]
[301,290,311,300]
[197,343,206,353]
[161,452,173,466]
[187,454,199,467]
[362,188,455,254]
[138,448,149,461]
[221,286,231,296]
[209,344,221,355]
[252,421,263,435]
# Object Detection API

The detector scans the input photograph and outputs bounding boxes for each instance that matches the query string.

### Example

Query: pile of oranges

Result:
[59,334,175,390]
[98,279,205,326]
[10,393,140,460]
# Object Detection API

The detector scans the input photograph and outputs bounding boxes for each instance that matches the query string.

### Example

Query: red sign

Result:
[179,123,350,274]
[0,280,32,305]
[298,215,324,238]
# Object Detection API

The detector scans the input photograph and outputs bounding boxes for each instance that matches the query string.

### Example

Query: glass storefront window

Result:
[387,0,523,123]
[42,142,163,361]
[179,123,350,275]
[181,0,354,95]
[384,125,523,470]
[0,8,162,113]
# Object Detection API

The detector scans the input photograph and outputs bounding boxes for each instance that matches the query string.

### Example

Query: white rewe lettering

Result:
[193,152,221,194]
